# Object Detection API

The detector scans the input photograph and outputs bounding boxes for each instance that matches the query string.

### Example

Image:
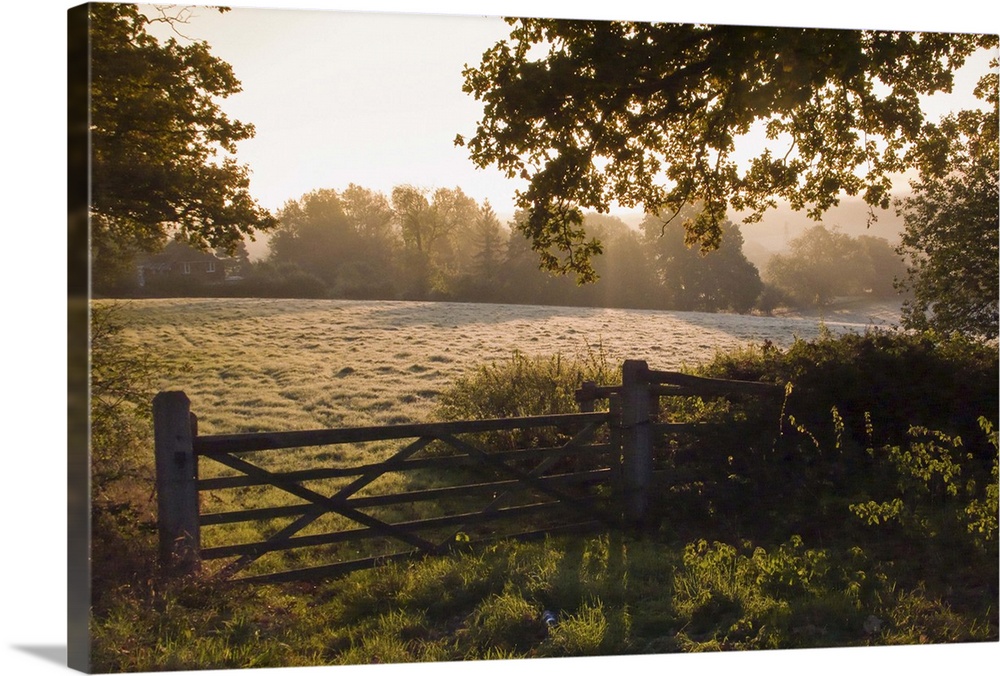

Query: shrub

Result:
[696,329,998,458]
[435,348,617,453]
[849,416,999,561]
[437,348,617,421]
[90,303,162,494]
[650,330,998,556]
[965,418,1000,546]
[240,261,329,298]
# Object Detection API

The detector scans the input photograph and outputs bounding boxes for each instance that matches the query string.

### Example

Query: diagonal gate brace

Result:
[438,426,617,532]
[212,436,436,578]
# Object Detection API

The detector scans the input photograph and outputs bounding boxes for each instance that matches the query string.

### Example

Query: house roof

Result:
[138,240,228,268]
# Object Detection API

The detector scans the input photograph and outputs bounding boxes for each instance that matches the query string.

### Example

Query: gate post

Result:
[621,360,653,525]
[153,391,201,575]
[576,380,597,413]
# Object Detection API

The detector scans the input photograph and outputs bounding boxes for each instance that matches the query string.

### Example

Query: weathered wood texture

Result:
[573,363,783,526]
[194,412,609,455]
[161,408,616,581]
[621,360,653,524]
[197,442,614,490]
[152,391,201,573]
[154,362,781,582]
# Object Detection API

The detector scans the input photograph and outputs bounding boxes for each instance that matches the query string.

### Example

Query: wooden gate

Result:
[154,360,781,583]
[154,398,618,583]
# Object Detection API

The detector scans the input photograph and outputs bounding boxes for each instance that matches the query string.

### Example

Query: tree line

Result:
[118,182,909,316]
[257,188,771,311]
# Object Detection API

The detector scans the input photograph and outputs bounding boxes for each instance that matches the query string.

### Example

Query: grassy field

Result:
[108,297,881,434]
[106,296,814,581]
[99,297,909,582]
[89,297,997,672]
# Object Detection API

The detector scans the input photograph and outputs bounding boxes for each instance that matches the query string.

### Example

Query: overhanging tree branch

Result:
[460,18,996,283]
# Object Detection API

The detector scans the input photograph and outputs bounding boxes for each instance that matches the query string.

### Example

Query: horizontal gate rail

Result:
[197,442,614,491]
[193,412,610,455]
[644,370,783,397]
[236,521,606,586]
[576,373,780,408]
[199,467,612,527]
[201,500,574,560]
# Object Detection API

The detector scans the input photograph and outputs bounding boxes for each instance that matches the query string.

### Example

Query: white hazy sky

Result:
[138,1,999,220]
[142,5,522,213]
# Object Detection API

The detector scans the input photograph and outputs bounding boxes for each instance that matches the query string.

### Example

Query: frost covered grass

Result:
[107,297,881,435]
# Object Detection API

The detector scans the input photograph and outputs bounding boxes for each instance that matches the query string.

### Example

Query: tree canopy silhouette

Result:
[458,19,995,282]
[88,4,276,287]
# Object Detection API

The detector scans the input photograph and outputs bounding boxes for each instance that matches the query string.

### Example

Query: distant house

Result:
[137,240,228,290]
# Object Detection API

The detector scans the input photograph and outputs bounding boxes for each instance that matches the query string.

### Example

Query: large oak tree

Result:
[87,4,276,289]
[458,19,995,282]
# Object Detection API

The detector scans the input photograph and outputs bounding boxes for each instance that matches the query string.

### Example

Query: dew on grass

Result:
[106,297,892,435]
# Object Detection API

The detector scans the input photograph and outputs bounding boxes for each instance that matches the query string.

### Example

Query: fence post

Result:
[621,360,653,525]
[153,391,201,575]
[576,380,597,413]
[608,392,623,495]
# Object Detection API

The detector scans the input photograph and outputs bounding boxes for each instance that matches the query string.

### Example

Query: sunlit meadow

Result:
[89,298,998,670]
[108,297,894,434]
[101,297,899,578]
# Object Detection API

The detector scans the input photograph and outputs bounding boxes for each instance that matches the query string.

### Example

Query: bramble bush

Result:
[849,417,999,554]
[667,330,997,538]
[667,330,997,629]
[695,328,997,453]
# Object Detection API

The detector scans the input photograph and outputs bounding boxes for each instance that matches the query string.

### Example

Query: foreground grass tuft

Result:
[90,529,996,671]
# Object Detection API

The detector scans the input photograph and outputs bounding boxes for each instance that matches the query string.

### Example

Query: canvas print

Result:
[67,2,999,673]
